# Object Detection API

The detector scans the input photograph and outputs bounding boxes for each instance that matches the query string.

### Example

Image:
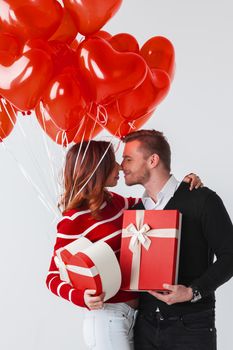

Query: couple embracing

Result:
[47,129,233,350]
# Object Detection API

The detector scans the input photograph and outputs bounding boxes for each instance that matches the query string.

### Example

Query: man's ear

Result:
[149,154,160,168]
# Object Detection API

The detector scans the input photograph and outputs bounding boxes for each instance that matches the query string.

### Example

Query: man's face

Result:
[122,140,151,186]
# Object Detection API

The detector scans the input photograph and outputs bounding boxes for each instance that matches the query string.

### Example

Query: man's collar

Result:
[158,174,179,198]
[143,175,180,208]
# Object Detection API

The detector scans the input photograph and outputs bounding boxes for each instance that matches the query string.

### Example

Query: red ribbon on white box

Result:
[54,237,92,283]
[122,211,179,290]
[54,256,99,283]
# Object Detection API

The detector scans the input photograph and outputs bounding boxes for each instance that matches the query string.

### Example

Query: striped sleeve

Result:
[109,192,140,209]
[46,219,87,308]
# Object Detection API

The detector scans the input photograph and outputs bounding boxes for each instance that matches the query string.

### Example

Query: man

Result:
[121,129,233,350]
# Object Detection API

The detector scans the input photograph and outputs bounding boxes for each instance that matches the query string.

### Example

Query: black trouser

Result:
[134,308,217,350]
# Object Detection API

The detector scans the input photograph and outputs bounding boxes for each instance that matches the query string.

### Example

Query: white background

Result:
[1,0,233,349]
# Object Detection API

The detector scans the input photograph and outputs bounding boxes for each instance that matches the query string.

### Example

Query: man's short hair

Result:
[123,129,171,172]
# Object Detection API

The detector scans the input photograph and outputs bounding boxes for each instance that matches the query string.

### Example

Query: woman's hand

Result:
[84,289,105,310]
[183,173,203,190]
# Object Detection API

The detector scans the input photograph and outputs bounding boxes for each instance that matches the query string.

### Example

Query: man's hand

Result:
[84,289,105,310]
[183,173,203,190]
[148,284,193,305]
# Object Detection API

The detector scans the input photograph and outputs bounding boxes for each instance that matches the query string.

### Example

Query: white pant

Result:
[82,303,138,350]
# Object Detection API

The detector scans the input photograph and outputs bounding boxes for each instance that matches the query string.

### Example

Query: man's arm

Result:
[192,192,233,295]
[149,191,233,305]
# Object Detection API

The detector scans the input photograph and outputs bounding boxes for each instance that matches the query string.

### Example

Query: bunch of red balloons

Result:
[0,0,175,145]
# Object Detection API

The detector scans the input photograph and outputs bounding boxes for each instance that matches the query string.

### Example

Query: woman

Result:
[46,140,202,350]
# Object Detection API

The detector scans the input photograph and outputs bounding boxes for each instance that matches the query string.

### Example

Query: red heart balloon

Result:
[0,0,63,42]
[36,104,102,145]
[49,8,78,44]
[0,33,22,65]
[0,49,53,110]
[109,33,139,53]
[118,68,170,121]
[0,33,22,58]
[48,41,80,75]
[23,38,51,53]
[77,37,147,104]
[23,39,80,76]
[92,30,112,41]
[63,0,122,36]
[40,72,91,132]
[140,36,175,81]
[35,102,80,146]
[0,96,17,141]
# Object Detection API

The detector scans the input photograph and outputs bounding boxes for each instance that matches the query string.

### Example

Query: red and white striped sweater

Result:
[46,192,140,308]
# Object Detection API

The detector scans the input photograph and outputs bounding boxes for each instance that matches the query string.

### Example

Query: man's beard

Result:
[125,169,150,186]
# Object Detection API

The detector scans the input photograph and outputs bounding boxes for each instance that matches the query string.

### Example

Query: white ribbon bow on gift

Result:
[127,223,152,252]
[122,211,180,290]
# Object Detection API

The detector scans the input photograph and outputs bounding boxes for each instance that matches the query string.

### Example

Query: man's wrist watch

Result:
[190,286,202,303]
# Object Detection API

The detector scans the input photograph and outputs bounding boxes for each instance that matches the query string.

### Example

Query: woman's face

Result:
[105,162,121,187]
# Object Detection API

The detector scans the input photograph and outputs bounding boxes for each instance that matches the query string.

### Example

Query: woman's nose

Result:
[117,162,122,170]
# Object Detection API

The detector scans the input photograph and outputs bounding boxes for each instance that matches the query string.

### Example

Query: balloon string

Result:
[0,98,17,128]
[1,98,58,210]
[74,141,113,197]
[80,116,98,165]
[71,124,120,203]
[115,99,137,138]
[66,119,87,206]
[16,107,58,206]
[96,104,108,126]
[39,102,61,200]
[0,125,7,140]
[70,114,86,145]
[66,103,103,207]
[0,139,59,219]
[58,115,89,200]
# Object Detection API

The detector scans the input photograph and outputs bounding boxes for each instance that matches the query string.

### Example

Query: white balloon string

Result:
[66,104,98,206]
[128,121,136,130]
[0,138,59,218]
[117,120,136,139]
[66,106,106,208]
[114,137,122,153]
[1,98,58,209]
[115,100,136,137]
[67,124,87,206]
[17,117,55,202]
[61,130,68,147]
[39,102,63,199]
[71,125,119,203]
[96,104,108,126]
[0,97,17,128]
[70,115,86,144]
[74,141,113,197]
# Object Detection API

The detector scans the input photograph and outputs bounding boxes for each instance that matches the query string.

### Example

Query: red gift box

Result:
[55,237,122,301]
[120,210,182,291]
